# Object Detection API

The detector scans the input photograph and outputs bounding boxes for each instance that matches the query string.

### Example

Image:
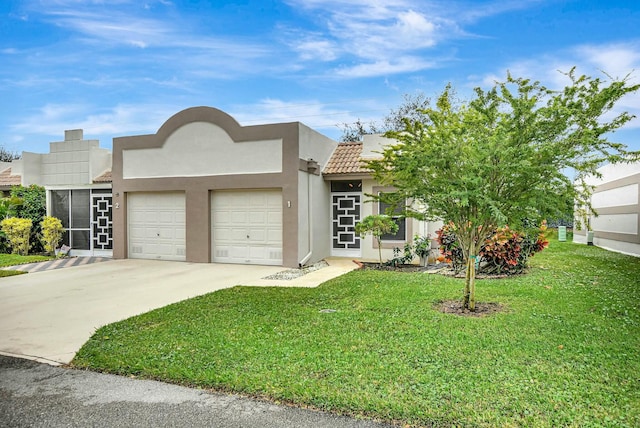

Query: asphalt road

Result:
[0,356,394,428]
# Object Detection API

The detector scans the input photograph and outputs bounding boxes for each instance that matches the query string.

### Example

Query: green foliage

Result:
[386,235,433,267]
[355,214,399,265]
[1,217,33,255]
[40,216,65,256]
[437,222,549,275]
[72,242,640,427]
[435,222,465,272]
[0,197,22,253]
[412,234,431,261]
[9,185,46,253]
[367,69,640,309]
[385,242,414,266]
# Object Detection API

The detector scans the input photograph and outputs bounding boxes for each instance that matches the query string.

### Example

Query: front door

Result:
[330,180,362,257]
[91,191,113,255]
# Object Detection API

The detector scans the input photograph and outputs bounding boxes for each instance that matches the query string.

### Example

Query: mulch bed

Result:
[436,300,507,317]
[357,261,447,272]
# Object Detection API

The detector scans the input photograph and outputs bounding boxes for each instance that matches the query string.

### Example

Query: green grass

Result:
[0,253,52,277]
[73,241,640,427]
[0,253,52,267]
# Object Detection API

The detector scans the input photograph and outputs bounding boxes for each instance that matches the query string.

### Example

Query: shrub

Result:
[385,242,414,267]
[40,216,65,256]
[1,217,33,256]
[355,215,399,265]
[435,222,465,272]
[436,221,548,275]
[413,234,432,265]
[9,185,46,253]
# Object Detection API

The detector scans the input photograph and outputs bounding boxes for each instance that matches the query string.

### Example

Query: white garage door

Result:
[128,192,186,261]
[212,190,283,265]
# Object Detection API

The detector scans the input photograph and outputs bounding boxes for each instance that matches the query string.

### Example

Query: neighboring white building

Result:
[574,161,640,257]
[1,129,113,256]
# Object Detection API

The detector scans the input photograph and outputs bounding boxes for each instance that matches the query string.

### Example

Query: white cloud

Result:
[293,38,339,61]
[283,0,528,77]
[11,103,179,140]
[229,98,389,139]
[335,57,437,78]
[472,41,640,131]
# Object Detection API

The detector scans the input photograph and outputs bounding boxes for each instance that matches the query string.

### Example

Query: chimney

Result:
[65,129,83,141]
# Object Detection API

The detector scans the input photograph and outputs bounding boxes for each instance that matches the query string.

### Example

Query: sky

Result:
[1,0,639,155]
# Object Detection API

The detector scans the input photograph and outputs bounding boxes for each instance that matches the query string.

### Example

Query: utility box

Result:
[558,226,567,242]
[587,231,595,246]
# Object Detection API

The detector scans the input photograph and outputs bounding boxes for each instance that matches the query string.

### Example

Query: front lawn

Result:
[0,253,53,277]
[72,242,640,427]
[0,253,52,267]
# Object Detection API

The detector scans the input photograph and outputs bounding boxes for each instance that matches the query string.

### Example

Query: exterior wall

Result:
[13,152,43,186]
[574,161,640,257]
[297,170,331,266]
[122,121,282,178]
[112,107,338,268]
[14,131,111,188]
[297,124,337,266]
[358,179,440,263]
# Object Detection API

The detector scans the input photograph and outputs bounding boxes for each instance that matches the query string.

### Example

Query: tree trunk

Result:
[463,256,471,309]
[468,255,477,311]
[376,236,383,266]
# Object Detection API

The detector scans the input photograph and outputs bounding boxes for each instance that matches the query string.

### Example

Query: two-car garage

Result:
[127,190,283,265]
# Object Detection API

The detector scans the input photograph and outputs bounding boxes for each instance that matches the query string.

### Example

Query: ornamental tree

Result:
[355,214,399,266]
[366,69,639,311]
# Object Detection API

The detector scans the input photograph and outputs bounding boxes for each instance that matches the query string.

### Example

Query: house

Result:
[6,106,439,266]
[2,129,113,256]
[574,161,640,257]
[323,134,442,262]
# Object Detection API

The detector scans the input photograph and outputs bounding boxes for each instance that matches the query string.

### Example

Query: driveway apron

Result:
[0,259,289,365]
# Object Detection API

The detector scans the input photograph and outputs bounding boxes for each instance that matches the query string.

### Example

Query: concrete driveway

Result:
[0,258,356,365]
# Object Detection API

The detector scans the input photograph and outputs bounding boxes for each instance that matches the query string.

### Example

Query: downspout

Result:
[298,166,313,267]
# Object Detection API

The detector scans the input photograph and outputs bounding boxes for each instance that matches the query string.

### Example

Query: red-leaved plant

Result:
[437,221,548,275]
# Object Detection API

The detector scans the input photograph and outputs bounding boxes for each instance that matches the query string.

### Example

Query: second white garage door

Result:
[128,192,186,261]
[212,190,283,265]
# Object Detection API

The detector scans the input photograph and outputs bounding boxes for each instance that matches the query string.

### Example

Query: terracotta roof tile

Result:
[323,142,372,175]
[0,167,21,187]
[93,169,112,183]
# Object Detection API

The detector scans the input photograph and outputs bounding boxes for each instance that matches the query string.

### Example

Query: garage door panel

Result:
[212,190,282,265]
[128,192,186,261]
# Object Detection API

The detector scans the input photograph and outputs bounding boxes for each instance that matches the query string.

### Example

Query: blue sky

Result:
[2,0,639,154]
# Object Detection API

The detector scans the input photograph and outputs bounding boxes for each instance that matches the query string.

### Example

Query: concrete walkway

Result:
[0,258,358,365]
[2,256,112,273]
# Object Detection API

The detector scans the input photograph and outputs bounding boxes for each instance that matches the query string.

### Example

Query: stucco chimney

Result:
[65,129,83,141]
[361,134,393,159]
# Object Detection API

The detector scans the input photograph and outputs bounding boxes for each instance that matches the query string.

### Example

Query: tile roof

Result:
[323,142,372,175]
[0,167,21,187]
[93,169,112,183]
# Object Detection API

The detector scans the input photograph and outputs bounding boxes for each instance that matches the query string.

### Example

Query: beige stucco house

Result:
[574,161,640,257]
[4,106,440,267]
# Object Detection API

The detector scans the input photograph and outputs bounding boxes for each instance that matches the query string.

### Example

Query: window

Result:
[331,180,362,192]
[50,189,91,250]
[379,197,406,241]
